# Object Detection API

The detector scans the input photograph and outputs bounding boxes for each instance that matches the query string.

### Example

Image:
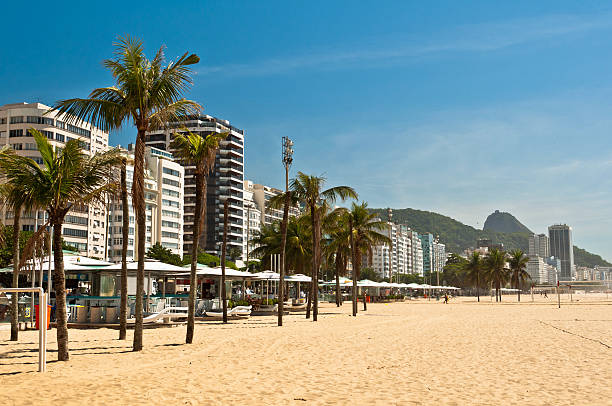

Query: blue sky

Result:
[2,1,612,260]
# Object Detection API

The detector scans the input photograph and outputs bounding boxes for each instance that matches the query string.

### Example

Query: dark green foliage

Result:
[483,210,532,234]
[146,243,183,266]
[358,267,382,282]
[370,208,610,267]
[573,246,612,267]
[61,239,80,253]
[0,226,34,268]
[394,273,425,284]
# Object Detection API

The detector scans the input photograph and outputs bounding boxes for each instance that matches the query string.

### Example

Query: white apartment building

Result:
[106,146,184,262]
[410,230,424,276]
[243,180,261,259]
[370,222,419,280]
[252,183,300,227]
[527,257,548,284]
[0,102,109,258]
[528,233,549,258]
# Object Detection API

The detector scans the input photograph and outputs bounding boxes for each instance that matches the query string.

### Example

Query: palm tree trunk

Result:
[221,200,229,324]
[310,205,319,322]
[278,188,290,326]
[335,250,341,307]
[476,272,480,302]
[349,216,357,317]
[119,159,128,340]
[10,208,21,341]
[132,131,146,351]
[52,219,69,361]
[305,279,312,319]
[186,173,203,343]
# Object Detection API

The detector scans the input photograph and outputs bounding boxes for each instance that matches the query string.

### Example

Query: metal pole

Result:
[1,287,46,372]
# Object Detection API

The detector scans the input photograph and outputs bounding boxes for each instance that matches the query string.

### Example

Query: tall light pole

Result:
[278,136,294,327]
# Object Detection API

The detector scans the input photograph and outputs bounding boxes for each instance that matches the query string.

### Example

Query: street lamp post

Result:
[278,136,294,327]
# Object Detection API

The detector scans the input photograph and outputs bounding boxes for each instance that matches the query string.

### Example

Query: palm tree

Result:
[508,249,530,302]
[484,248,509,303]
[322,209,351,307]
[462,251,484,302]
[169,129,226,342]
[289,172,357,321]
[346,202,390,315]
[50,36,200,351]
[0,184,35,341]
[0,129,120,361]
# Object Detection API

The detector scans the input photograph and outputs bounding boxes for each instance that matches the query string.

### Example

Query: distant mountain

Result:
[369,207,611,267]
[483,210,532,234]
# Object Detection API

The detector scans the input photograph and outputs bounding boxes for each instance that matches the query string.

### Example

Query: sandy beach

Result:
[1,296,611,405]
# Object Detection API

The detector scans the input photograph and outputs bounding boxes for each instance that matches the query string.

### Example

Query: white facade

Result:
[0,102,109,258]
[370,222,420,279]
[243,180,261,259]
[529,233,549,258]
[527,257,548,284]
[106,146,184,262]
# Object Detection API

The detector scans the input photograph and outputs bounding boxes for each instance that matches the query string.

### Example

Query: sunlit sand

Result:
[2,296,611,405]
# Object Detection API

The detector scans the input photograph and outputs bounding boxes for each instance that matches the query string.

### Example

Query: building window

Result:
[162,210,180,218]
[10,116,24,124]
[9,129,23,137]
[162,178,180,187]
[162,199,180,208]
[162,167,181,177]
[162,188,179,197]
[11,143,22,150]
[162,220,180,229]
[162,242,179,249]
[56,133,65,142]
[63,228,88,238]
[162,231,179,239]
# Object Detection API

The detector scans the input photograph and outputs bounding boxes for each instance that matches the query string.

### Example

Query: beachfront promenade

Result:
[2,297,611,405]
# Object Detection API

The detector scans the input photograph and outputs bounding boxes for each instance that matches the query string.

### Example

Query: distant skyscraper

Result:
[548,224,575,281]
[528,233,549,258]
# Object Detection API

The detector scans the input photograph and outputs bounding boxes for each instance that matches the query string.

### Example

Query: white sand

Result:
[1,296,611,405]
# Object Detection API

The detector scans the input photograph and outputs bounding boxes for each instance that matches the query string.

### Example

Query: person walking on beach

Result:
[544,291,548,299]
[444,293,449,304]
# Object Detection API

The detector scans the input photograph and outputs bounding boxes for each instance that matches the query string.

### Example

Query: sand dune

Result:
[1,296,611,405]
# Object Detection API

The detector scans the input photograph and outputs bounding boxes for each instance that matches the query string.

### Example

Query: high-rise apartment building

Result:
[410,230,424,276]
[251,183,301,227]
[528,233,549,258]
[243,180,261,259]
[145,115,245,259]
[106,146,184,262]
[419,233,446,283]
[0,102,109,258]
[548,224,575,281]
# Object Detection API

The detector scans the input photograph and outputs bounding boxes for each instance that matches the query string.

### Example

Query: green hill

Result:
[370,207,611,267]
[483,210,531,234]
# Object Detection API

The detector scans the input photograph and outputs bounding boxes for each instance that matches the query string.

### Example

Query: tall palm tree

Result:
[484,248,509,303]
[508,249,530,302]
[0,184,35,341]
[322,208,351,307]
[289,172,357,321]
[169,129,226,342]
[346,202,390,315]
[50,36,200,351]
[0,130,120,361]
[462,251,484,302]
